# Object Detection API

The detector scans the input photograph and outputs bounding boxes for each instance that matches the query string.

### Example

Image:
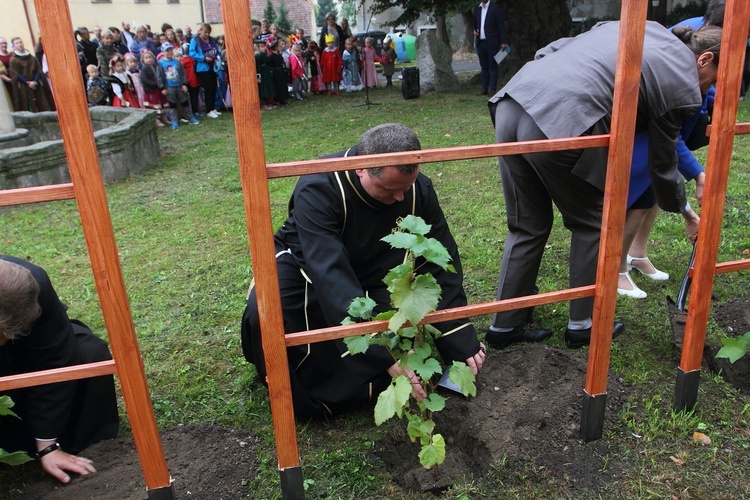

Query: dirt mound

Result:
[19,424,259,499]
[707,295,750,392]
[377,344,629,493]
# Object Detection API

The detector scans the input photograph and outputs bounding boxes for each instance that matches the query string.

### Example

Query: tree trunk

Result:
[461,10,475,53]
[435,14,451,49]
[494,0,573,81]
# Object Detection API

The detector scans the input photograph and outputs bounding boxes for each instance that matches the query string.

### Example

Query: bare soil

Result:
[376,344,629,494]
[706,295,750,392]
[16,424,260,499]
[6,298,750,498]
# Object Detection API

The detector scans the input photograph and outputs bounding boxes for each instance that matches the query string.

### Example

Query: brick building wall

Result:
[203,0,314,35]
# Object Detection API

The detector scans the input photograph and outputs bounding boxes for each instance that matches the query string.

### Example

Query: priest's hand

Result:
[464,342,486,376]
[387,361,427,402]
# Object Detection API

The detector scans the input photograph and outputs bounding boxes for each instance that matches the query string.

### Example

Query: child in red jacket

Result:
[179,43,203,116]
[289,43,307,101]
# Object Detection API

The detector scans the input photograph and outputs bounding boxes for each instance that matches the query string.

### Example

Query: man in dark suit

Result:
[474,0,508,96]
[486,21,719,349]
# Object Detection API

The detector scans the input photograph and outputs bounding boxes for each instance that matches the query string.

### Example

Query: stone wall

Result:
[0,107,160,189]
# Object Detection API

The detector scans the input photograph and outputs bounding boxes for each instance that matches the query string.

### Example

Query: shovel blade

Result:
[666,296,688,351]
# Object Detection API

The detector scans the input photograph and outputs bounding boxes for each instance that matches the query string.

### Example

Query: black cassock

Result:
[241,146,480,418]
[0,256,119,454]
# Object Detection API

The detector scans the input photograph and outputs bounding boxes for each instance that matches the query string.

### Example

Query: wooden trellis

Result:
[222,0,750,497]
[0,0,175,498]
[1,0,749,499]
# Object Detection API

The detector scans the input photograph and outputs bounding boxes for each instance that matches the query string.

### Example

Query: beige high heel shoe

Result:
[627,254,669,281]
[617,272,647,299]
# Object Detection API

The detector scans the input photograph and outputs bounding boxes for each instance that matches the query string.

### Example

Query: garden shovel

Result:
[666,241,697,350]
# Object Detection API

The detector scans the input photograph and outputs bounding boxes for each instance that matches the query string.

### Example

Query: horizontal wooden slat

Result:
[705,122,750,137]
[0,184,75,207]
[285,285,595,346]
[0,360,117,391]
[715,258,750,274]
[266,135,610,179]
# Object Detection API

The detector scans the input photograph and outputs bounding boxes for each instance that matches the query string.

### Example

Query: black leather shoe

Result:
[565,322,625,349]
[485,326,553,350]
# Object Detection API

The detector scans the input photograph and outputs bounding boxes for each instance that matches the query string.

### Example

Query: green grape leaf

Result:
[422,393,446,413]
[715,336,750,364]
[410,356,442,381]
[412,341,432,361]
[407,416,435,445]
[0,396,19,418]
[389,309,409,333]
[374,375,412,425]
[383,262,413,289]
[373,310,396,321]
[418,434,446,469]
[417,238,454,271]
[424,323,443,339]
[398,215,432,236]
[449,361,477,397]
[391,273,441,327]
[382,231,418,250]
[398,326,418,339]
[0,450,34,466]
[341,317,355,325]
[343,335,372,356]
[347,297,376,320]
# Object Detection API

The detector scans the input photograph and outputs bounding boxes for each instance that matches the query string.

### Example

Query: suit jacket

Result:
[492,21,701,213]
[474,1,508,50]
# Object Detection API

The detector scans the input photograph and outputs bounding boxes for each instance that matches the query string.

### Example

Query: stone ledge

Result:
[1,108,160,189]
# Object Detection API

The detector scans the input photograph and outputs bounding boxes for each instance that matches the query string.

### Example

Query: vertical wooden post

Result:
[220,1,304,498]
[581,0,648,441]
[675,0,750,412]
[35,1,174,498]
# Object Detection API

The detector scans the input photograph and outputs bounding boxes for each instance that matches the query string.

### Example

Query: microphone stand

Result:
[352,0,380,108]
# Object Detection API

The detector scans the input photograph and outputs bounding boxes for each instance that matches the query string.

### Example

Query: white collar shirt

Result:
[479,2,489,40]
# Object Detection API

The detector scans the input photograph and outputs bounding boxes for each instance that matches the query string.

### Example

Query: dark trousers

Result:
[188,85,201,114]
[477,39,500,92]
[240,251,393,418]
[491,98,603,328]
[197,70,218,113]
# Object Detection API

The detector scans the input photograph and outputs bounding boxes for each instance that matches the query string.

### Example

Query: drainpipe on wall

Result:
[199,0,205,24]
[22,0,36,47]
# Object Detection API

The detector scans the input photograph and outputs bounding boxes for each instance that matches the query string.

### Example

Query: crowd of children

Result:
[85,40,208,129]
[254,29,398,110]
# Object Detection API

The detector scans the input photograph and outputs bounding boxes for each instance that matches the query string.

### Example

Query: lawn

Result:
[2,79,750,498]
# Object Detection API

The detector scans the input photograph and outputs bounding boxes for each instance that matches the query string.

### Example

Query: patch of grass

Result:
[2,80,750,498]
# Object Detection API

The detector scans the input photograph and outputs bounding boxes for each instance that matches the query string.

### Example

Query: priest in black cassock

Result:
[0,256,118,483]
[241,124,485,418]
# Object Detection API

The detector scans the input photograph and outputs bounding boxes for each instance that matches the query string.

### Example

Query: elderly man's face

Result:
[94,26,102,37]
[122,21,131,31]
[356,167,419,205]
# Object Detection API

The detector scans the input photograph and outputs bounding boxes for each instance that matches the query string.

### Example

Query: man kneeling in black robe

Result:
[241,123,485,418]
[0,255,119,483]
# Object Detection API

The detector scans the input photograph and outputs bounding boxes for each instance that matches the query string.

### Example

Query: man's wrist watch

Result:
[35,442,60,459]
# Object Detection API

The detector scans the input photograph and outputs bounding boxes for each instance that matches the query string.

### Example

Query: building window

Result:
[134,0,149,3]
[167,0,179,3]
[90,0,112,3]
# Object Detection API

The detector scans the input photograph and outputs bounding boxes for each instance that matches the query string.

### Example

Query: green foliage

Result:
[0,397,33,467]
[276,0,292,34]
[264,0,277,24]
[340,1,358,29]
[343,215,475,469]
[316,0,338,28]
[0,395,19,418]
[716,332,750,364]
